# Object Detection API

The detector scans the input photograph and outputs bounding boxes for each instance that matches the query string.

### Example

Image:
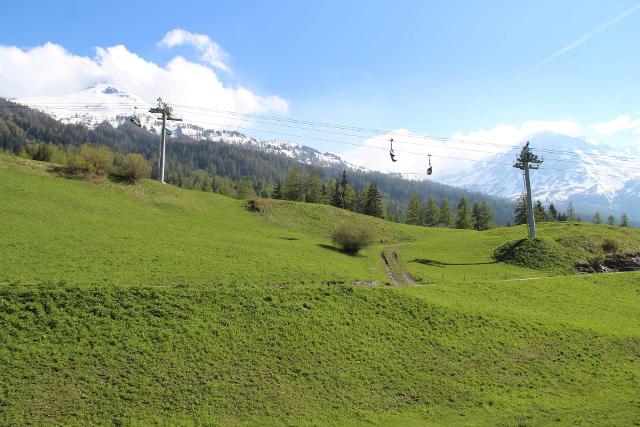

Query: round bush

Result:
[331,224,374,255]
[116,153,151,182]
[601,238,620,254]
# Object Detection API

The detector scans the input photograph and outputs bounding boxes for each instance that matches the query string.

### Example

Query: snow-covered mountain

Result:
[439,132,640,218]
[16,83,364,171]
[16,84,640,219]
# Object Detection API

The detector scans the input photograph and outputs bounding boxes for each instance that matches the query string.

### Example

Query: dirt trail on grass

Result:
[381,250,417,286]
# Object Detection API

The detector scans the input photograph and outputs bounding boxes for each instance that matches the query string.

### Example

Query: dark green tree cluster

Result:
[401,193,494,230]
[514,197,631,228]
[272,168,384,218]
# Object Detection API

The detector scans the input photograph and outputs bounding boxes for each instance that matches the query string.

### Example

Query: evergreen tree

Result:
[304,169,322,203]
[607,214,616,226]
[620,213,629,227]
[514,195,528,225]
[237,178,254,199]
[439,199,453,227]
[455,197,472,229]
[533,200,546,222]
[472,201,494,231]
[593,212,602,224]
[405,193,423,225]
[339,170,349,189]
[364,184,383,218]
[343,184,357,211]
[548,203,558,221]
[283,166,303,201]
[565,202,577,221]
[355,186,369,213]
[271,182,283,199]
[424,196,439,227]
[320,182,330,204]
[330,180,344,208]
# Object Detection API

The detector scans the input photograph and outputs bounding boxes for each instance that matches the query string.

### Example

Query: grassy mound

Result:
[493,238,573,273]
[247,197,420,244]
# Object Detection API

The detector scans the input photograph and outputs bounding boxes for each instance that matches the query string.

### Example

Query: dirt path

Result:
[381,251,399,286]
[381,249,417,285]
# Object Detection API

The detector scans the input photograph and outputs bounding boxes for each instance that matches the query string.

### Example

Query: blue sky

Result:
[1,0,640,161]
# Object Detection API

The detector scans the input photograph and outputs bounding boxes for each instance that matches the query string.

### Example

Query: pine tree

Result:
[304,169,322,203]
[593,212,602,224]
[565,202,577,221]
[320,182,329,204]
[548,203,558,221]
[364,184,383,218]
[472,201,494,231]
[405,193,423,225]
[330,180,344,208]
[283,167,303,201]
[439,199,453,227]
[343,184,356,211]
[514,195,528,225]
[455,197,472,229]
[533,200,546,223]
[355,186,369,213]
[237,178,254,199]
[620,213,629,227]
[607,214,616,226]
[271,182,283,199]
[424,196,439,227]
[338,170,349,194]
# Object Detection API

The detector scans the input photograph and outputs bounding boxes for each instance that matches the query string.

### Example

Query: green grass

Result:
[0,156,395,287]
[1,154,640,425]
[2,283,639,425]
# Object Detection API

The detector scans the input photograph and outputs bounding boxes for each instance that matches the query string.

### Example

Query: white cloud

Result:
[0,40,288,128]
[340,120,583,178]
[158,28,230,72]
[591,114,640,135]
[0,42,104,97]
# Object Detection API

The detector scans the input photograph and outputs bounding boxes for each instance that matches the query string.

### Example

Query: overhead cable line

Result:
[4,100,640,164]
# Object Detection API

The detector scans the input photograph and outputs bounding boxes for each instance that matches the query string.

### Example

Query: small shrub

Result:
[331,224,373,255]
[115,154,151,182]
[64,144,114,177]
[601,238,620,254]
[26,142,63,163]
[586,253,605,269]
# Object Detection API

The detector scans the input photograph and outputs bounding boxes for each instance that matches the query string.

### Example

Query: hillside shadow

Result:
[410,258,497,268]
[317,243,343,253]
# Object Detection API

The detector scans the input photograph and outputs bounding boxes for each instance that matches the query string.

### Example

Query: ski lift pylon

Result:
[427,154,433,176]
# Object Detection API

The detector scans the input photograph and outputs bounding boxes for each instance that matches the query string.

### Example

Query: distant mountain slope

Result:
[439,132,640,218]
[0,97,516,225]
[16,83,365,171]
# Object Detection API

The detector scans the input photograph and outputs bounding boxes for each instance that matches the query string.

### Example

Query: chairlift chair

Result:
[129,107,142,128]
[389,138,397,162]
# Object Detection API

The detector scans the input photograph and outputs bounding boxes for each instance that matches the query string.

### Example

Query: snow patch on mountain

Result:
[16,83,364,171]
[439,132,640,217]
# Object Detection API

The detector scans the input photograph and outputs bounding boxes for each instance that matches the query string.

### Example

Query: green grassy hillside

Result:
[1,155,639,425]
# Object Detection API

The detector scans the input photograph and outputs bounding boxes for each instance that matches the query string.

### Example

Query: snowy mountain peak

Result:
[16,84,364,171]
[440,131,640,217]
